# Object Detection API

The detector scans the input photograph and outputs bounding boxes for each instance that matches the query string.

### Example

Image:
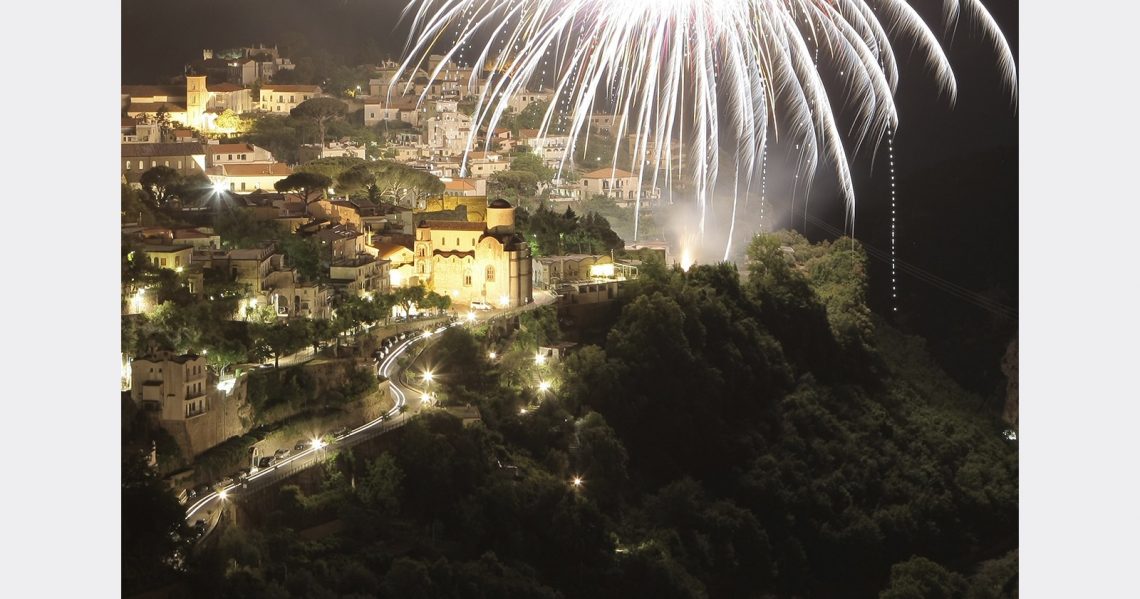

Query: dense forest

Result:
[125,231,1017,597]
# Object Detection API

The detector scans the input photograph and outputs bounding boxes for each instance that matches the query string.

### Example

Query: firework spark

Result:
[394,0,1016,257]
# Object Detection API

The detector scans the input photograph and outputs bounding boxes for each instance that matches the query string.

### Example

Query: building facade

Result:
[260,84,321,113]
[413,199,532,308]
[131,351,209,421]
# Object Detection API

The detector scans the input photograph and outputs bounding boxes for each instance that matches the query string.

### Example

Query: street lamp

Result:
[218,489,229,500]
[311,437,325,450]
[571,476,583,489]
[535,353,546,366]
[488,351,497,360]
[538,380,551,393]
[422,371,433,384]
[466,311,476,322]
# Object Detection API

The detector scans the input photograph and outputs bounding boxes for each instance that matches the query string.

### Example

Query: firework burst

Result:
[393,0,1016,257]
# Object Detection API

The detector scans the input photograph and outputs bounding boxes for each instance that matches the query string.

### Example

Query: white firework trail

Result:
[392,0,1016,258]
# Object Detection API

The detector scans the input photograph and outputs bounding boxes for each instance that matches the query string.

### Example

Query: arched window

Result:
[463,269,472,287]
[486,265,495,283]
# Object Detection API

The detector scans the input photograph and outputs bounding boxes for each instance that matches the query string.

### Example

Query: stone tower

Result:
[186,75,208,129]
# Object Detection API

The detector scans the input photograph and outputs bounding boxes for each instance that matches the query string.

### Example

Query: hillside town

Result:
[121,45,671,490]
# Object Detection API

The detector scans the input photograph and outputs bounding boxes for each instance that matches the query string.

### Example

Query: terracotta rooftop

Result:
[582,167,635,179]
[207,82,245,93]
[206,163,293,177]
[121,143,206,157]
[445,179,476,191]
[127,102,187,114]
[122,85,184,98]
[261,84,321,93]
[207,143,257,154]
[371,242,413,260]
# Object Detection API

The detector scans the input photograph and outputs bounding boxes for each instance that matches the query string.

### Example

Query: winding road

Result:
[183,291,557,536]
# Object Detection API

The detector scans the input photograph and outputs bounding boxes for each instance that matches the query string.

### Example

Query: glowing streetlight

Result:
[519,407,528,415]
[538,380,551,393]
[571,476,583,489]
[421,392,432,404]
[213,181,227,194]
[311,437,325,450]
[422,371,433,384]
[535,353,546,366]
[499,294,510,307]
[218,489,229,500]
[466,311,476,322]
[488,351,497,360]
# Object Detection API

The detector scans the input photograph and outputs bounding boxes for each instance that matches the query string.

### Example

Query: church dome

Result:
[488,198,512,209]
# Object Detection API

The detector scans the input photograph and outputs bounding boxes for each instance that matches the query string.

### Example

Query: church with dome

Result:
[413,198,533,309]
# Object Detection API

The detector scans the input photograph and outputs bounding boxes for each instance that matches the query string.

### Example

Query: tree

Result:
[254,321,308,367]
[290,97,348,148]
[214,108,247,133]
[510,150,555,184]
[488,170,540,205]
[296,156,366,182]
[139,166,182,207]
[358,453,404,514]
[393,285,426,318]
[122,453,191,595]
[279,235,322,281]
[274,171,332,205]
[880,557,968,599]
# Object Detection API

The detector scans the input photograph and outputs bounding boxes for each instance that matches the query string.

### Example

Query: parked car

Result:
[294,441,309,451]
[334,426,350,438]
[274,449,291,459]
[471,300,492,311]
[257,456,276,468]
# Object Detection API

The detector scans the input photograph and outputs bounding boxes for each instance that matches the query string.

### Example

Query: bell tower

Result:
[186,75,208,129]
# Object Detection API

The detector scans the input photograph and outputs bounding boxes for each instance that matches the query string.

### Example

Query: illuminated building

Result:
[414,199,532,308]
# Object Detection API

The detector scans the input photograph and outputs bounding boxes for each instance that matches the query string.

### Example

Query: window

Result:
[486,266,495,282]
[290,95,295,103]
[241,182,247,191]
[177,161,182,169]
[125,162,131,171]
[138,161,143,170]
[160,258,167,267]
[151,161,156,167]
[164,160,169,167]
[463,269,472,286]
[370,112,375,119]
[228,154,233,160]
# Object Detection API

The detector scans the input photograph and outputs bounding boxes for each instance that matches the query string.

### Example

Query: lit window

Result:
[486,266,495,282]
